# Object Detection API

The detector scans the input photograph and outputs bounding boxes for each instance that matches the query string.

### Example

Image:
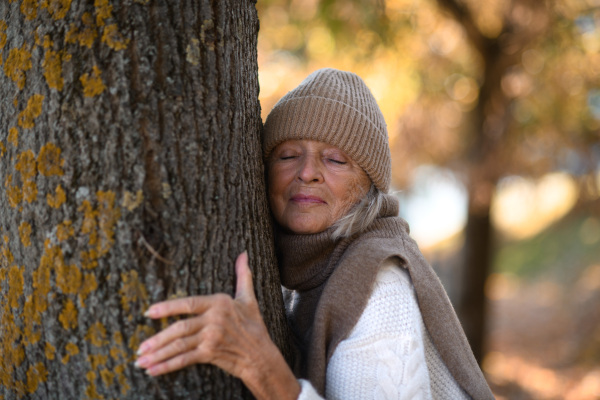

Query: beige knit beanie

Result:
[263,68,391,193]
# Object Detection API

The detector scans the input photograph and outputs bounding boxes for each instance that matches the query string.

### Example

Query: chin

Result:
[286,219,328,235]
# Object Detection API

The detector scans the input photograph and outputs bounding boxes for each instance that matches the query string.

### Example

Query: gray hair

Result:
[331,185,385,240]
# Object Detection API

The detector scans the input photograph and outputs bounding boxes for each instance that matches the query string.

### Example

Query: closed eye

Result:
[328,159,347,165]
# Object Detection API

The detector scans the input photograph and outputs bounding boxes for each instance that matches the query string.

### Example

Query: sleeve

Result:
[324,260,433,400]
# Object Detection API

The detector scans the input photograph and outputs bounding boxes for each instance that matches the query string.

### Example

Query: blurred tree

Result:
[257,0,600,364]
[0,1,288,399]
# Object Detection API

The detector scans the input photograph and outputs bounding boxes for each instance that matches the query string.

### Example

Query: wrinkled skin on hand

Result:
[136,252,300,400]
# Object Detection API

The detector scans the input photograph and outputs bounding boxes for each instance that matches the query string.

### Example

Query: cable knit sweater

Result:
[296,260,470,399]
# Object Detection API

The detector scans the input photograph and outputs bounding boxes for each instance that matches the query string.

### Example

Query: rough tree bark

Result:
[0,1,289,399]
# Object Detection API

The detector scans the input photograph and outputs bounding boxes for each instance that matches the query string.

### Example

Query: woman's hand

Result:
[135,252,300,400]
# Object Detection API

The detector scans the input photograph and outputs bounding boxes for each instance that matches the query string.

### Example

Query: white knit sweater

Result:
[297,259,470,400]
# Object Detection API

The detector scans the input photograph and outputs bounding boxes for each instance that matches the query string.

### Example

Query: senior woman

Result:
[135,68,494,399]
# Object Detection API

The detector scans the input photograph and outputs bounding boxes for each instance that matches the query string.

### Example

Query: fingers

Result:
[136,333,198,372]
[145,295,212,319]
[138,316,204,356]
[235,251,256,304]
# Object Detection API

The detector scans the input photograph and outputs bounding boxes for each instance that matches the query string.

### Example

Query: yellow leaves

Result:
[4,44,32,89]
[18,221,32,247]
[47,184,66,208]
[37,142,64,176]
[18,94,44,129]
[59,298,78,330]
[80,65,106,97]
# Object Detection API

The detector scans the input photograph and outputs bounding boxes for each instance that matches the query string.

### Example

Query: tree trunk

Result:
[0,1,289,399]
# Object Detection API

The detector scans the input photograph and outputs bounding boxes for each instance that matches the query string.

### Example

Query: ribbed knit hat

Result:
[263,68,391,193]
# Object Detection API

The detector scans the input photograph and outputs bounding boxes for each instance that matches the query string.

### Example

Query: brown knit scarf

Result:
[276,194,494,399]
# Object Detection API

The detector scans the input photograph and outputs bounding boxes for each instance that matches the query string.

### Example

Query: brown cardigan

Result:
[277,194,494,399]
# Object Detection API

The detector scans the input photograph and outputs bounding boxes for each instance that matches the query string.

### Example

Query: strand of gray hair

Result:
[331,185,384,240]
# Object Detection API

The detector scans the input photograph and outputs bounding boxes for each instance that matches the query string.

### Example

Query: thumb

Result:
[234,251,256,303]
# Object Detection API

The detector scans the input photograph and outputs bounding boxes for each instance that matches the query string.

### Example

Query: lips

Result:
[290,194,326,204]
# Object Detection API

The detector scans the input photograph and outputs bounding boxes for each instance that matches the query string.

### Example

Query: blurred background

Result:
[256,0,600,398]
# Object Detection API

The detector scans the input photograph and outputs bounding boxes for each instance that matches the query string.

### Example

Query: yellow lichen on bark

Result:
[0,241,26,390]
[102,24,129,51]
[119,270,148,314]
[47,184,66,208]
[20,0,38,21]
[79,272,98,306]
[18,221,32,247]
[25,363,48,394]
[66,12,97,48]
[22,296,42,344]
[0,20,7,50]
[41,0,73,20]
[0,141,6,157]
[37,142,64,176]
[80,65,106,97]
[42,49,65,91]
[85,371,103,400]
[8,127,18,147]
[97,190,121,256]
[122,190,143,211]
[128,325,155,357]
[16,150,36,179]
[8,265,24,309]
[94,0,113,26]
[114,364,131,395]
[61,341,80,364]
[45,342,56,360]
[80,248,98,269]
[4,44,32,89]
[56,262,82,295]
[59,298,78,330]
[18,94,45,129]
[88,353,108,370]
[5,175,23,208]
[33,240,55,315]
[99,368,115,387]
[57,220,74,241]
[86,321,108,347]
[23,180,38,203]
[80,199,99,245]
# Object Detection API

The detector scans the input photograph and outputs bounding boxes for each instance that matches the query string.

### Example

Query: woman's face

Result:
[268,140,371,234]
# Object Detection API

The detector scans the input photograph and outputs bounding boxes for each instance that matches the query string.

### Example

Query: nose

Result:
[297,155,323,183]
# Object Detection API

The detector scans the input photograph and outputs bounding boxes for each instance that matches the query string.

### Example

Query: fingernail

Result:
[137,342,150,355]
[146,366,157,376]
[136,356,149,368]
[144,308,155,318]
